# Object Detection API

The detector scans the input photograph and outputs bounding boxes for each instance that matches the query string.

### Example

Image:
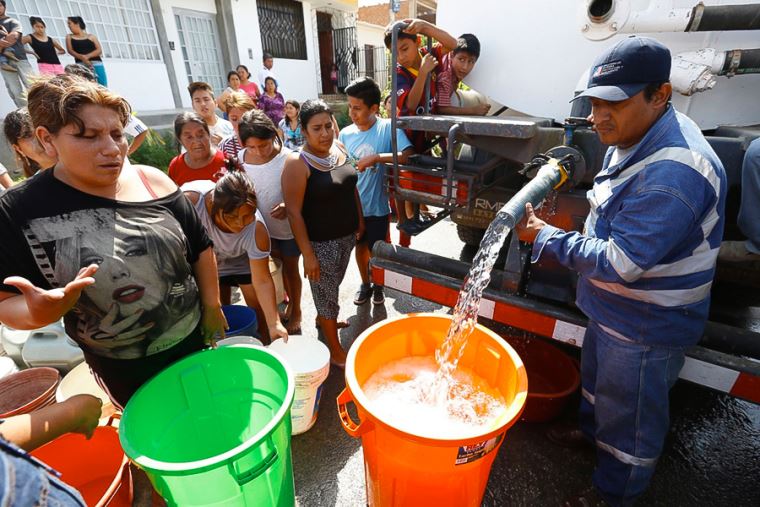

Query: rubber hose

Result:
[688,4,760,31]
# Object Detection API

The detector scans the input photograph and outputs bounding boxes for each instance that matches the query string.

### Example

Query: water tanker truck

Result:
[372,0,760,405]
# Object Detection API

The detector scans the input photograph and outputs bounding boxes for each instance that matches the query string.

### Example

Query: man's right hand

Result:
[3,264,98,327]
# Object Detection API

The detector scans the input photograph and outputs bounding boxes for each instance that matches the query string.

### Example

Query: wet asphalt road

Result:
[287,217,760,506]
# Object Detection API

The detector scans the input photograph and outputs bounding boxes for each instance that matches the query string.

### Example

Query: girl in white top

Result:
[182,172,287,342]
[238,110,303,335]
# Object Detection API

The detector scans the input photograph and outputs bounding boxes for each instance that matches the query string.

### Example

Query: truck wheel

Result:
[457,225,485,246]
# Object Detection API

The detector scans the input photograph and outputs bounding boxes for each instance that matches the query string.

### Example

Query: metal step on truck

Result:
[371,0,760,405]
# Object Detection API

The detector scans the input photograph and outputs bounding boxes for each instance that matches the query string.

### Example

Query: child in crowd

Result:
[182,171,288,343]
[436,34,490,116]
[238,109,303,335]
[339,77,413,305]
[218,91,256,159]
[383,19,456,246]
[279,100,305,150]
[188,81,234,145]
[383,18,457,146]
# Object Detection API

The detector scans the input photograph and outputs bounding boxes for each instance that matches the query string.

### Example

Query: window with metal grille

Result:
[257,0,307,61]
[8,0,161,61]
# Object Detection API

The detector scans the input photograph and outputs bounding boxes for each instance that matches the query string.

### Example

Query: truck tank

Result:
[437,0,760,129]
[376,1,760,404]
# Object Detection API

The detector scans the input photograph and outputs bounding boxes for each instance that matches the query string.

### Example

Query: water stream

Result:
[424,210,514,406]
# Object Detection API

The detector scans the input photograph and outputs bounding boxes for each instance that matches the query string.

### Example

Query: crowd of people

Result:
[0,4,108,108]
[0,8,757,507]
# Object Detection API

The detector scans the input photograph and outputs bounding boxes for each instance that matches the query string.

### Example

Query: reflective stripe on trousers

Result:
[579,322,686,507]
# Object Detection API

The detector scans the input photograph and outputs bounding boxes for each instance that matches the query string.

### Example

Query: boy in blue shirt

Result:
[339,77,414,305]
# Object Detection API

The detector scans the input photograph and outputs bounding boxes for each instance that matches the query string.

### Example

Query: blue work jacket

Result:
[532,105,726,346]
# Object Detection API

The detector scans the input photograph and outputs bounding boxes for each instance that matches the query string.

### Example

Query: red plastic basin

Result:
[501,335,580,422]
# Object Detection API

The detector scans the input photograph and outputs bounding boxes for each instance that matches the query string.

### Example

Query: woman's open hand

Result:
[3,264,98,327]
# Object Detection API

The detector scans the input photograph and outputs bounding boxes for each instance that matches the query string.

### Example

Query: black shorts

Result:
[219,273,252,287]
[358,215,389,251]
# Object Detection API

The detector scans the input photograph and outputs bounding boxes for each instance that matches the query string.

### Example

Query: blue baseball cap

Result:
[572,36,671,102]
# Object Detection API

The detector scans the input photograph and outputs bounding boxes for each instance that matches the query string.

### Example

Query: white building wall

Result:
[157,0,218,109]
[0,36,175,117]
[230,0,320,102]
[357,21,385,49]
[0,0,326,118]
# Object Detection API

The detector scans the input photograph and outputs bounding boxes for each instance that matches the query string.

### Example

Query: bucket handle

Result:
[230,435,279,487]
[337,388,372,438]
[96,413,132,507]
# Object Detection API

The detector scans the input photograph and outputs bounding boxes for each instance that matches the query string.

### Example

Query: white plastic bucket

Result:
[217,335,264,347]
[0,357,19,380]
[268,336,330,435]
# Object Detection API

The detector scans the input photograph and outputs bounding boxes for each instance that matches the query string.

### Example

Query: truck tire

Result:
[457,224,485,246]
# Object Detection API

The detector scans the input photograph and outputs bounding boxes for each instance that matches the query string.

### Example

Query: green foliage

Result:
[333,104,351,130]
[129,130,178,173]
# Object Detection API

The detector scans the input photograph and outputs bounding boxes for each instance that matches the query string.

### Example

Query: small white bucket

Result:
[217,335,264,348]
[268,336,330,435]
[0,356,19,380]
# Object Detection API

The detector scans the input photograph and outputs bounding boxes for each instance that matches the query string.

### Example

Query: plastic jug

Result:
[22,321,84,374]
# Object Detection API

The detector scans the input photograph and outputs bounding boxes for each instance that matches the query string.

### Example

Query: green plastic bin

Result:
[120,345,295,506]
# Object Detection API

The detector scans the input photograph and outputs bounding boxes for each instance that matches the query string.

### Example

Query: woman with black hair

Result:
[282,100,364,367]
[236,64,260,104]
[65,16,106,86]
[2,107,55,177]
[216,70,243,115]
[182,171,287,343]
[22,17,65,75]
[239,109,302,335]
[258,76,285,125]
[168,112,228,186]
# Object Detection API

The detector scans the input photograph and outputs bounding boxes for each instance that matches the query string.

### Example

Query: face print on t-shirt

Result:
[23,207,200,359]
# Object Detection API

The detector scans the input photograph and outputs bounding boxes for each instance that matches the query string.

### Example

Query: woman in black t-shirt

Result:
[0,75,226,408]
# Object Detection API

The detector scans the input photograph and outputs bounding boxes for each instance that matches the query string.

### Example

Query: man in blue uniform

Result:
[521,36,726,506]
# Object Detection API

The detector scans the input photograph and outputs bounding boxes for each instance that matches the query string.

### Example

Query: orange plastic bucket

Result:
[337,313,527,507]
[31,417,131,506]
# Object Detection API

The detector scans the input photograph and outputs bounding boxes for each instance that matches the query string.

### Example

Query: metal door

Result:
[174,9,226,93]
[333,26,358,90]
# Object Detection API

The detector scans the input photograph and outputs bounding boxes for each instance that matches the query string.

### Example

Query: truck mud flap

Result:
[370,245,760,405]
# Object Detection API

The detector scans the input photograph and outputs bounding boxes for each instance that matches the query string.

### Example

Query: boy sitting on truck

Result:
[384,18,457,149]
[384,19,457,245]
[436,34,491,116]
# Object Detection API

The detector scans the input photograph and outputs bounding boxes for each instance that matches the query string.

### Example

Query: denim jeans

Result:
[91,62,108,87]
[579,322,685,507]
[0,60,34,107]
[738,138,760,254]
[0,438,86,506]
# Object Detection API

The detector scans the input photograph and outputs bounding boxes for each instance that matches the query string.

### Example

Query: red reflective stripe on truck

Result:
[414,279,459,308]
[375,266,760,404]
[730,373,760,404]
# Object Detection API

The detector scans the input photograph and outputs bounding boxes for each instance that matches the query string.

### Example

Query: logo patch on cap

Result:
[593,61,623,78]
